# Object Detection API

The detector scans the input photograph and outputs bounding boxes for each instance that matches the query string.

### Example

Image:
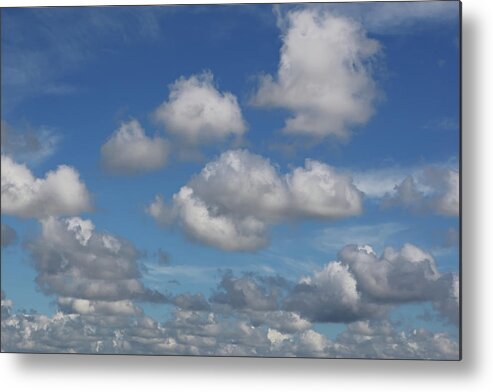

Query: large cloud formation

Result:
[25,217,167,315]
[147,149,363,251]
[1,238,458,358]
[1,155,91,219]
[285,244,458,324]
[253,9,380,139]
[101,119,170,174]
[154,71,247,144]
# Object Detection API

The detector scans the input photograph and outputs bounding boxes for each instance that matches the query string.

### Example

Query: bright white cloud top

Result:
[147,149,363,251]
[154,71,247,144]
[1,154,91,218]
[253,9,380,138]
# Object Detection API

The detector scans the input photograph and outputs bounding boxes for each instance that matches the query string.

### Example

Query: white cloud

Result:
[253,9,380,138]
[154,71,247,144]
[147,149,362,251]
[1,154,91,219]
[101,119,170,174]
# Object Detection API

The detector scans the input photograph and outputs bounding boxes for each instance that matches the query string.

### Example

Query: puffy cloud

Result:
[154,71,247,144]
[1,155,91,218]
[1,120,59,163]
[147,149,362,251]
[253,9,380,138]
[101,119,170,174]
[25,217,167,306]
[1,223,17,247]
[285,244,457,323]
[382,166,459,216]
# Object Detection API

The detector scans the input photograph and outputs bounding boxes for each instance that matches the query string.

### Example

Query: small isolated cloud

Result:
[1,120,59,163]
[101,119,170,174]
[154,71,247,144]
[252,9,380,139]
[1,223,17,248]
[383,166,459,216]
[1,154,92,219]
[147,149,362,251]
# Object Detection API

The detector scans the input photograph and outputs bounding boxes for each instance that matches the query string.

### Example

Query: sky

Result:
[0,1,460,359]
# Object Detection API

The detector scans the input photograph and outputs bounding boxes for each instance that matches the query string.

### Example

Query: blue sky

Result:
[1,2,460,358]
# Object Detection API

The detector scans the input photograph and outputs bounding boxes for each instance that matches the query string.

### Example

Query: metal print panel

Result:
[0,1,461,359]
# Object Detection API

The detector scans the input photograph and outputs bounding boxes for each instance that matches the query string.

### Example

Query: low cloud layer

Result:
[101,119,170,174]
[147,149,363,251]
[1,155,92,219]
[253,9,380,139]
[154,71,247,145]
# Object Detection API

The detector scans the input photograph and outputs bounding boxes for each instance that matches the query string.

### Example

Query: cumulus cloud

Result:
[1,223,17,248]
[1,155,91,219]
[382,166,459,216]
[147,149,362,251]
[252,9,380,139]
[101,119,170,174]
[154,71,247,144]
[25,217,167,308]
[285,244,457,323]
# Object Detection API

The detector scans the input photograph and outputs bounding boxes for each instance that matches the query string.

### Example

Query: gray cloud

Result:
[1,294,458,359]
[1,223,17,248]
[382,166,459,216]
[1,120,59,163]
[25,217,167,308]
[285,244,457,324]
[147,149,362,251]
[101,119,170,175]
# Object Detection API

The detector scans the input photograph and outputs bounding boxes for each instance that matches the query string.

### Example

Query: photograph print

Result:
[0,1,461,359]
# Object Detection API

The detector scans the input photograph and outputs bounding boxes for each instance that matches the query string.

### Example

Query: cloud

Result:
[147,149,362,251]
[1,120,59,163]
[1,223,17,248]
[154,71,247,145]
[101,119,170,174]
[382,166,459,216]
[285,244,457,323]
[252,9,380,139]
[1,155,92,219]
[25,217,167,307]
[1,293,458,359]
